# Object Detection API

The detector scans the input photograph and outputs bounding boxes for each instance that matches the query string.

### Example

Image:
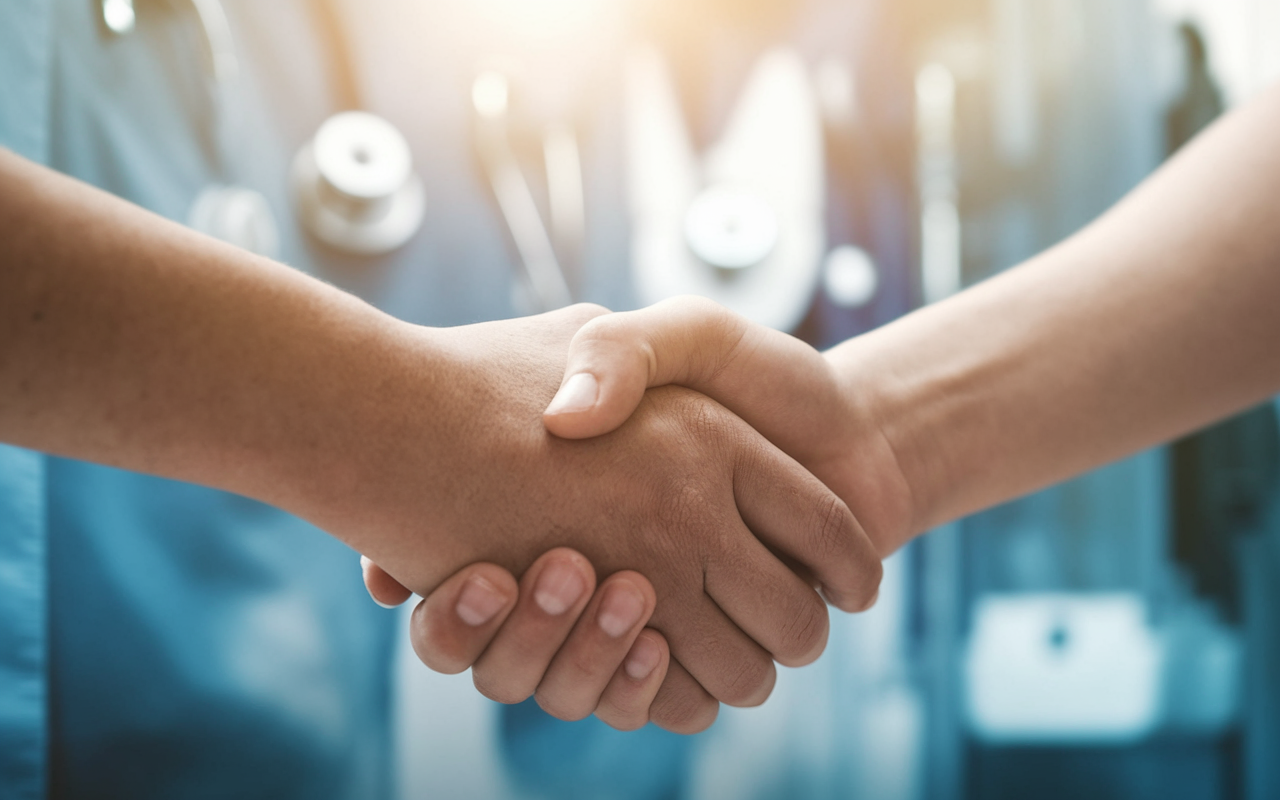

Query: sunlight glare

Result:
[470,0,616,41]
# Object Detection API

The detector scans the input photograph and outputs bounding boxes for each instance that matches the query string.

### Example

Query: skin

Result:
[375,81,1280,720]
[540,80,1280,550]
[0,147,882,734]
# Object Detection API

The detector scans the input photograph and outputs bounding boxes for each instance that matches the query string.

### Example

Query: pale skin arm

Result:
[526,81,1280,554]
[2,148,883,732]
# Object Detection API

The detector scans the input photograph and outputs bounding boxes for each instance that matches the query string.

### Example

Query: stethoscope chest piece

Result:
[626,46,825,333]
[683,185,779,271]
[292,111,426,255]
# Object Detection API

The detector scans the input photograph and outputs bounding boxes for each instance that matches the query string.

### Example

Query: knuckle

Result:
[667,480,711,523]
[651,486,729,569]
[672,393,731,446]
[472,671,533,706]
[410,617,466,675]
[775,593,829,666]
[829,550,883,613]
[574,313,618,346]
[646,470,702,526]
[563,646,609,682]
[534,689,592,722]
[665,296,747,376]
[415,645,467,675]
[666,294,722,322]
[858,558,885,610]
[803,495,885,613]
[812,493,857,563]
[566,302,611,325]
[716,652,775,707]
[651,692,718,735]
[597,708,648,732]
[589,310,635,340]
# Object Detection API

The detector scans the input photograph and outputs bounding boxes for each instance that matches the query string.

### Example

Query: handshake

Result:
[346,298,911,735]
[8,92,1279,740]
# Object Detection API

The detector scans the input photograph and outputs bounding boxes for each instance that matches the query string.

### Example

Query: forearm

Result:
[0,149,450,534]
[829,84,1280,543]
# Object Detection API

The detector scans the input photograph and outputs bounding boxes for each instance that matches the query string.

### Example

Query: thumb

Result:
[542,296,752,439]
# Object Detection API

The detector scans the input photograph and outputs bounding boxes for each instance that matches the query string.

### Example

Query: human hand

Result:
[362,549,672,731]
[331,304,881,732]
[540,296,914,557]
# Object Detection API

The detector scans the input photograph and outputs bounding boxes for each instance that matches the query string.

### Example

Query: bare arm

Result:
[833,81,1280,540]
[542,83,1280,555]
[1,149,882,730]
[0,147,429,518]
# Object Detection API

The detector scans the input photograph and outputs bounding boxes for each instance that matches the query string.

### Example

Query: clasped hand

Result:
[359,300,899,734]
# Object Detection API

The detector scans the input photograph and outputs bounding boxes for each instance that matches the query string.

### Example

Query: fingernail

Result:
[597,583,645,638]
[624,635,661,680]
[455,574,508,627]
[533,561,586,616]
[360,556,398,610]
[545,373,598,416]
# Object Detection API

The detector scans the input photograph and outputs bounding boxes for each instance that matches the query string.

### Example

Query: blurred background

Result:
[51,0,1280,797]
[350,1,1280,798]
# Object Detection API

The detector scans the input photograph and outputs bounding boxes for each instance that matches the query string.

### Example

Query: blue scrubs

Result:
[2,1,395,798]
[1,2,56,797]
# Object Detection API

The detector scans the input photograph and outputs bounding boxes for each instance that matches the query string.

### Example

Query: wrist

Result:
[822,339,924,555]
[284,313,567,595]
[264,316,464,559]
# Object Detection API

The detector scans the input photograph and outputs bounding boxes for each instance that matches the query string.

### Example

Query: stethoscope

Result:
[99,0,580,315]
[97,0,845,323]
[470,70,577,312]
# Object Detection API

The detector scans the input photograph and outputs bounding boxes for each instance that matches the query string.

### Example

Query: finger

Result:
[593,629,670,731]
[543,296,748,438]
[408,563,518,673]
[543,296,831,446]
[702,525,831,667]
[650,588,778,709]
[361,555,414,609]
[647,657,719,735]
[734,441,883,614]
[470,548,596,704]
[534,571,657,721]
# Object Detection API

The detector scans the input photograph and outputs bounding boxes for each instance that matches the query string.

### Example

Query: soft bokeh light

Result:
[471,71,510,119]
[469,0,620,41]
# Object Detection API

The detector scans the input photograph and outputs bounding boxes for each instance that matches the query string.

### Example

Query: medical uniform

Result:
[1,3,58,796]
[2,2,395,798]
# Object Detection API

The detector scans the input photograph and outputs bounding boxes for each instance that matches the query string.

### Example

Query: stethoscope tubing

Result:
[112,0,582,305]
[475,117,575,313]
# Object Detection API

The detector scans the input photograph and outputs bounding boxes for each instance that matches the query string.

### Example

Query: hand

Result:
[328,304,881,732]
[540,296,914,556]
[363,550,672,731]
[0,153,868,732]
